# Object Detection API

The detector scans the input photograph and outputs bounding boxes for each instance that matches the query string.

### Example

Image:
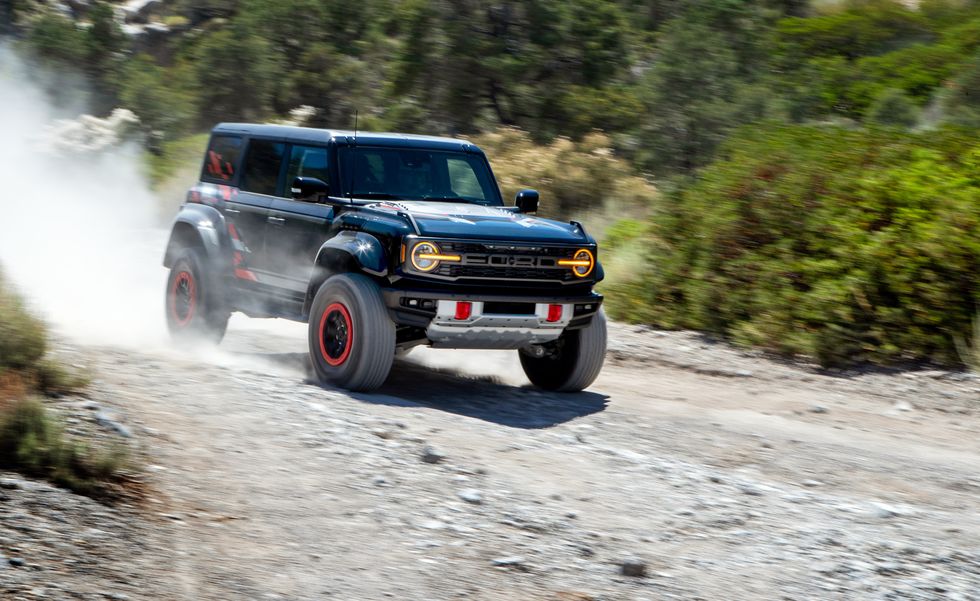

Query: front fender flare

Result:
[304,231,388,317]
[314,231,388,277]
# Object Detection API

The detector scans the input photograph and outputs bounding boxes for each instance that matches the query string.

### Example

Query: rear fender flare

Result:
[163,204,231,270]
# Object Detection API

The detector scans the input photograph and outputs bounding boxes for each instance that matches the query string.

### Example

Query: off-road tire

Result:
[165,248,229,344]
[308,273,395,392]
[519,308,607,392]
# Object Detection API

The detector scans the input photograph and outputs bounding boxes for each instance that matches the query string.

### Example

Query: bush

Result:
[0,272,47,373]
[191,25,276,123]
[474,128,657,235]
[24,13,87,65]
[0,398,128,498]
[0,271,88,395]
[0,270,123,498]
[867,88,920,128]
[615,124,980,367]
[597,219,657,319]
[120,54,197,140]
[941,51,980,128]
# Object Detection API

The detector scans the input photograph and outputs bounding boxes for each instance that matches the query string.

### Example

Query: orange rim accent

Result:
[170,270,197,327]
[318,302,354,367]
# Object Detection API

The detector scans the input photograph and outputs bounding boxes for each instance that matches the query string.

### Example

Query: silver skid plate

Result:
[425,300,572,349]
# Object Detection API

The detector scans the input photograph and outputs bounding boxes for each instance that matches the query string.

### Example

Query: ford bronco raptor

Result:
[163,124,606,392]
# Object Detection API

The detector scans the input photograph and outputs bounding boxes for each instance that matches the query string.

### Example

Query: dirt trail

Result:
[40,319,971,601]
[3,319,979,600]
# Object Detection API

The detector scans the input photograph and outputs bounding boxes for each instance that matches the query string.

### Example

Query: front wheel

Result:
[165,248,229,344]
[308,273,395,392]
[519,309,607,392]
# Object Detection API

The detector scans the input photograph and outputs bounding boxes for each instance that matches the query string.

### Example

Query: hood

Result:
[364,201,590,243]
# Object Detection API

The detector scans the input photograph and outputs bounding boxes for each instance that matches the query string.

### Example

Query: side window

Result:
[201,135,242,183]
[447,157,485,200]
[240,139,285,196]
[286,145,330,193]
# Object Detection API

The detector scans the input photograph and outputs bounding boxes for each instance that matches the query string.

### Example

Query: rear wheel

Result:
[165,248,229,344]
[519,309,607,392]
[308,273,395,392]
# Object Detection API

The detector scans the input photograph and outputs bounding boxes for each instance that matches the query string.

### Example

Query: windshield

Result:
[339,146,502,205]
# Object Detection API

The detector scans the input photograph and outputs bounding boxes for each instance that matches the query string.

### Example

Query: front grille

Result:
[436,263,578,282]
[424,240,587,283]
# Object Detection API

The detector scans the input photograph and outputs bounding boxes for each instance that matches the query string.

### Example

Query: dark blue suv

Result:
[163,124,606,392]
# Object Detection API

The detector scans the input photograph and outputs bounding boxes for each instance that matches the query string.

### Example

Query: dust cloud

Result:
[0,44,528,385]
[0,44,168,347]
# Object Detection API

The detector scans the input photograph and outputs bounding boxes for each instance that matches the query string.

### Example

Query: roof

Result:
[211,123,482,153]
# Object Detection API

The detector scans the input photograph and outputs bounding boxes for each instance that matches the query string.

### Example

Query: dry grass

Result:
[472,127,656,239]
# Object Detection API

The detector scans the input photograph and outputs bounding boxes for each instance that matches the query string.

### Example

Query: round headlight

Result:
[560,248,595,278]
[411,241,442,272]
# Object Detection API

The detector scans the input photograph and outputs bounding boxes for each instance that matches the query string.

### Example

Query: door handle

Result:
[225,208,241,214]
[268,216,286,224]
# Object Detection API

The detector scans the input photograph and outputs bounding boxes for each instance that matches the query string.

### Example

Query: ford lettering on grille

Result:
[487,255,539,268]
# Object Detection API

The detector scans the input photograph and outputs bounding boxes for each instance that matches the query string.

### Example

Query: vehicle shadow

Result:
[231,349,609,429]
[358,358,610,429]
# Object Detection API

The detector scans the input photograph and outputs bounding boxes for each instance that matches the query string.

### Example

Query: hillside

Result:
[6,0,980,365]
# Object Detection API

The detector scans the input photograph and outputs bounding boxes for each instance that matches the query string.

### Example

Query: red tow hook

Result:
[454,302,473,320]
[546,304,563,323]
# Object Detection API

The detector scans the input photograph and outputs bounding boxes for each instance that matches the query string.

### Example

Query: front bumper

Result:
[382,288,603,349]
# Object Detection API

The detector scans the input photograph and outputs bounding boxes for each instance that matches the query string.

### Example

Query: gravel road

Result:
[2,319,979,600]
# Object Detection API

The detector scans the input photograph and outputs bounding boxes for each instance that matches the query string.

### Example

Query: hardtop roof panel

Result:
[211,123,481,153]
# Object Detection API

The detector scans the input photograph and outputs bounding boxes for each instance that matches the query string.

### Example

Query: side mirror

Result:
[515,189,539,214]
[291,177,329,201]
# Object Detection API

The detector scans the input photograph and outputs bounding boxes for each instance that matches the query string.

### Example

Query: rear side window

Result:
[286,145,330,189]
[201,135,243,183]
[240,139,285,196]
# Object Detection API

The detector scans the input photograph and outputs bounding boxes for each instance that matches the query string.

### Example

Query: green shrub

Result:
[598,219,659,320]
[0,270,88,394]
[120,54,197,140]
[0,273,47,373]
[616,124,980,367]
[0,270,125,498]
[34,358,91,396]
[941,51,980,128]
[191,25,276,123]
[0,398,129,498]
[867,88,920,128]
[145,133,210,187]
[24,13,87,65]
